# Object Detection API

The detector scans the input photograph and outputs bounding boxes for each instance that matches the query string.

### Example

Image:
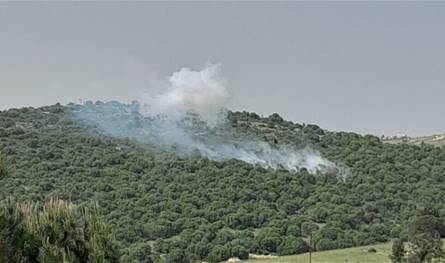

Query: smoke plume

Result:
[140,64,229,126]
[73,64,341,174]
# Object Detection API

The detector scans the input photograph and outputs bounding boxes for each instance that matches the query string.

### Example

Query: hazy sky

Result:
[1,2,445,136]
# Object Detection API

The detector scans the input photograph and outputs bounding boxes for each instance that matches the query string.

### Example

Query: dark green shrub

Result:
[277,236,309,256]
[368,247,377,253]
[166,248,189,263]
[231,244,249,259]
[0,157,6,178]
[316,238,337,251]
[206,245,231,263]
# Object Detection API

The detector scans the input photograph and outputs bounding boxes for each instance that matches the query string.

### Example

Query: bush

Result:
[206,245,231,263]
[255,227,282,253]
[277,236,309,256]
[167,248,189,263]
[231,244,249,259]
[0,157,6,178]
[126,241,155,262]
[316,238,337,251]
[368,247,377,253]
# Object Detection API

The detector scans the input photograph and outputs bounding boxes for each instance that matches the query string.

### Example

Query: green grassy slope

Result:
[238,242,391,263]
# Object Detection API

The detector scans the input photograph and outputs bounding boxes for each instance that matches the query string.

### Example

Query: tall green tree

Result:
[406,211,445,263]
[408,233,443,263]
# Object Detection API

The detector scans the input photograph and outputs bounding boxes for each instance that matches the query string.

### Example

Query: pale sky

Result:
[1,2,445,136]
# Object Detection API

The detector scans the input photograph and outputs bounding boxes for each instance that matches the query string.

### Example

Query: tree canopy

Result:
[1,102,445,262]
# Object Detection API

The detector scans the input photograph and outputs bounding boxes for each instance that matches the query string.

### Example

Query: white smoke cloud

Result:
[74,64,344,175]
[140,64,229,126]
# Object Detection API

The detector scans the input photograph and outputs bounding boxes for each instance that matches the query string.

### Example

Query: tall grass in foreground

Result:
[0,198,120,263]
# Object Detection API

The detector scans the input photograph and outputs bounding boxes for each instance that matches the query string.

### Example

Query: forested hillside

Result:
[1,102,445,262]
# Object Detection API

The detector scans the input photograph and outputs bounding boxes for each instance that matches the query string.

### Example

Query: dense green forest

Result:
[1,102,445,262]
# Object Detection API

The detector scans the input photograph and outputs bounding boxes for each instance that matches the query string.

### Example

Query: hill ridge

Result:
[1,102,445,262]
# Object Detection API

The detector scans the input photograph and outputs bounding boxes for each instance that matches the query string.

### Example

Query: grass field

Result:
[231,242,392,263]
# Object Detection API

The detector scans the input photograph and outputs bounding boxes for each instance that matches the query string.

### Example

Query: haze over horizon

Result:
[1,2,445,136]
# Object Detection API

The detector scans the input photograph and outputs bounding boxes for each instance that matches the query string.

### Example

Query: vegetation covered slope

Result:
[1,102,445,262]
